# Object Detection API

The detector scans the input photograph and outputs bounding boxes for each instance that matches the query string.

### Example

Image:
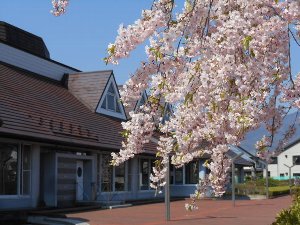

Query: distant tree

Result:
[52,0,300,199]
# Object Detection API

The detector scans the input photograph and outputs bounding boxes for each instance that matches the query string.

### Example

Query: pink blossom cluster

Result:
[185,175,210,211]
[105,0,300,197]
[51,0,69,16]
[111,107,155,166]
[50,0,300,198]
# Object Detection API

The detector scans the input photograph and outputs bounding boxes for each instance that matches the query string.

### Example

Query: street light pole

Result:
[231,152,244,207]
[266,163,269,199]
[284,163,295,195]
[165,157,170,221]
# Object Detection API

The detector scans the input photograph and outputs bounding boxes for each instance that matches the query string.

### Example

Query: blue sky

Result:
[0,0,152,85]
[0,1,299,85]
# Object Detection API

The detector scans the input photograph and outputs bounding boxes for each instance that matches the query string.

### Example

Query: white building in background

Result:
[268,139,300,180]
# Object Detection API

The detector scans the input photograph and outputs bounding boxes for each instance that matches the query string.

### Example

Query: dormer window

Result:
[135,91,147,112]
[96,75,127,120]
[162,103,173,123]
[101,84,121,113]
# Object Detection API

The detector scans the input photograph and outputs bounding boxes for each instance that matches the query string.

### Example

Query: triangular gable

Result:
[96,74,127,120]
[68,70,112,112]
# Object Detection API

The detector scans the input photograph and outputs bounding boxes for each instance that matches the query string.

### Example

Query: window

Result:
[175,166,183,184]
[293,173,300,177]
[101,154,128,192]
[139,158,155,190]
[101,84,121,113]
[185,161,199,184]
[140,159,149,190]
[0,143,18,195]
[0,143,31,196]
[280,173,284,177]
[293,156,300,165]
[135,92,147,112]
[115,163,125,191]
[270,157,278,164]
[21,145,31,195]
[162,104,173,124]
[101,154,113,192]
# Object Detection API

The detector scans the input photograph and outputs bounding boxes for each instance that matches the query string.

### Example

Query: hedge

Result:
[235,185,300,197]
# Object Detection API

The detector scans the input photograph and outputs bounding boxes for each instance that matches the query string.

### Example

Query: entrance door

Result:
[76,160,84,201]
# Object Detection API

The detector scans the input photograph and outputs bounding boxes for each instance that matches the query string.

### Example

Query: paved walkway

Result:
[66,196,292,225]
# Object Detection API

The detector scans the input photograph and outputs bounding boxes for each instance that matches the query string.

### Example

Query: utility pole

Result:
[231,152,244,207]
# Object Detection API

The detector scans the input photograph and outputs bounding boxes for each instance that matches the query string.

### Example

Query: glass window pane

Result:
[0,143,18,195]
[127,159,131,191]
[170,163,174,185]
[22,145,31,195]
[101,155,113,192]
[138,95,145,108]
[108,84,115,94]
[140,159,149,190]
[293,156,300,165]
[115,164,125,191]
[22,171,30,195]
[22,145,31,170]
[175,167,183,184]
[115,98,121,113]
[107,94,115,111]
[185,161,199,184]
[101,98,106,109]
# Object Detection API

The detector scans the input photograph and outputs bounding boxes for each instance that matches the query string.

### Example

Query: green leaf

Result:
[107,44,116,55]
[242,36,253,50]
[250,49,255,58]
[120,130,130,138]
[184,92,194,105]
[185,0,192,11]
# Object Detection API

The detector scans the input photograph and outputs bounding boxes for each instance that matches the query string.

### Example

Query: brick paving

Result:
[67,196,292,225]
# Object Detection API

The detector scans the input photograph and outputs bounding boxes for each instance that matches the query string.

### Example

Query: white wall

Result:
[268,141,300,178]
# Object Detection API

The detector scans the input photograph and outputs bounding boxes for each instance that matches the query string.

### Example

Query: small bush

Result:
[272,195,300,225]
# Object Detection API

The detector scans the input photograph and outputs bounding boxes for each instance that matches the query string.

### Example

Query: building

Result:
[268,138,300,180]
[0,21,251,211]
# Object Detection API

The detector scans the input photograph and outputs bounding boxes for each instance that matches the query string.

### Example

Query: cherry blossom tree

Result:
[52,0,300,201]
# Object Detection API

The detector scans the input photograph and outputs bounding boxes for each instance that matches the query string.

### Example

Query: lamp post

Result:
[265,163,269,199]
[231,152,244,207]
[284,163,295,195]
[165,157,170,221]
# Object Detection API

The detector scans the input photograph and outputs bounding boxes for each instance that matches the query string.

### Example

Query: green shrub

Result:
[250,178,289,187]
[269,186,291,197]
[272,195,300,225]
[235,185,300,197]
